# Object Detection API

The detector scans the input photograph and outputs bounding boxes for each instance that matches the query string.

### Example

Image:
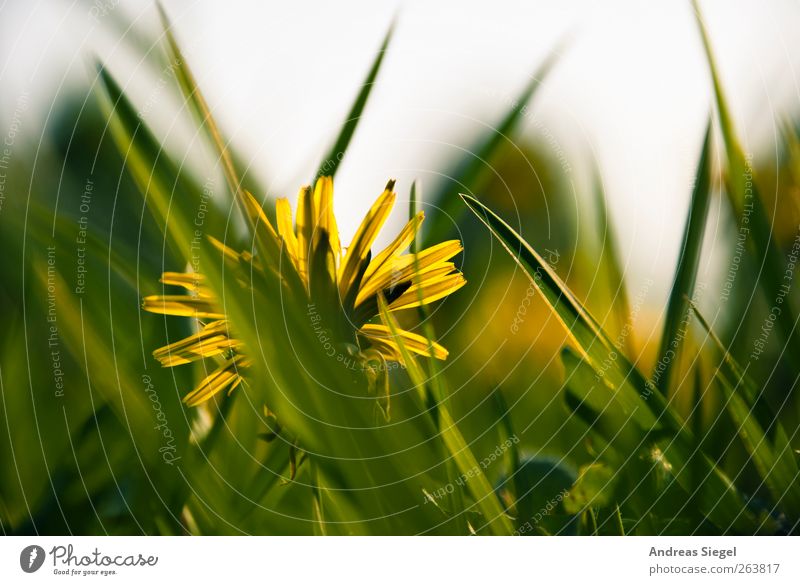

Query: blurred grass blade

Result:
[460,192,666,431]
[315,21,394,180]
[464,194,757,532]
[592,169,631,352]
[690,303,800,518]
[409,181,470,535]
[655,122,713,395]
[423,47,562,246]
[157,1,241,200]
[692,2,800,368]
[95,66,198,263]
[156,4,276,242]
[563,347,756,533]
[378,296,514,535]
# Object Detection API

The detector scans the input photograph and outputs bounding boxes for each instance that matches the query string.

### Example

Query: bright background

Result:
[3,0,800,300]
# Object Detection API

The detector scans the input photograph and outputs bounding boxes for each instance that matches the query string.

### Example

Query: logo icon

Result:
[20,545,46,573]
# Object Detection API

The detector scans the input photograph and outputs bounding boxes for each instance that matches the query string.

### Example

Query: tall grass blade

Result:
[592,170,632,352]
[315,22,395,179]
[692,2,800,368]
[690,303,800,518]
[378,296,514,535]
[655,122,713,395]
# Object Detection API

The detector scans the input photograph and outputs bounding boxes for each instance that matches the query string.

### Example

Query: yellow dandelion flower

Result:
[143,177,466,406]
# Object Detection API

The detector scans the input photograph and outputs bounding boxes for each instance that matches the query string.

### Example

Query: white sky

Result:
[2,0,800,308]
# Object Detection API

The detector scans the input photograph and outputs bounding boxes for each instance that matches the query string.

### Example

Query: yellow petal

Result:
[207,235,241,263]
[183,357,246,406]
[339,180,396,296]
[142,295,226,319]
[153,320,239,366]
[387,273,466,312]
[357,239,462,304]
[362,211,424,283]
[313,176,341,263]
[159,272,213,296]
[276,198,300,269]
[359,335,402,362]
[243,189,278,239]
[295,185,313,285]
[243,189,285,268]
[360,323,448,360]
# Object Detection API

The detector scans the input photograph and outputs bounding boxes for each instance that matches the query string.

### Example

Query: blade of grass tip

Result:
[310,460,327,536]
[156,3,298,298]
[154,2,268,198]
[157,3,238,199]
[459,192,670,431]
[689,301,800,517]
[315,20,395,180]
[614,504,625,535]
[588,508,599,536]
[592,168,632,355]
[156,4,278,252]
[95,65,197,263]
[463,194,758,532]
[377,296,514,535]
[156,2,242,198]
[422,42,565,247]
[655,122,713,396]
[692,2,800,371]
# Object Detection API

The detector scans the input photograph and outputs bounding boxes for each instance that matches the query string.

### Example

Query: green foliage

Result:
[1,3,798,537]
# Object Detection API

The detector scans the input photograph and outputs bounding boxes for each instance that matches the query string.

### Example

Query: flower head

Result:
[143,177,465,406]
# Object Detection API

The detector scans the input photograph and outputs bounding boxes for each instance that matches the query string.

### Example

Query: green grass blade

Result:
[459,192,665,430]
[592,170,632,353]
[95,66,197,263]
[156,2,240,201]
[692,2,800,367]
[315,21,394,180]
[562,348,756,533]
[655,122,713,395]
[156,4,275,237]
[378,297,514,535]
[464,194,758,532]
[690,304,800,518]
